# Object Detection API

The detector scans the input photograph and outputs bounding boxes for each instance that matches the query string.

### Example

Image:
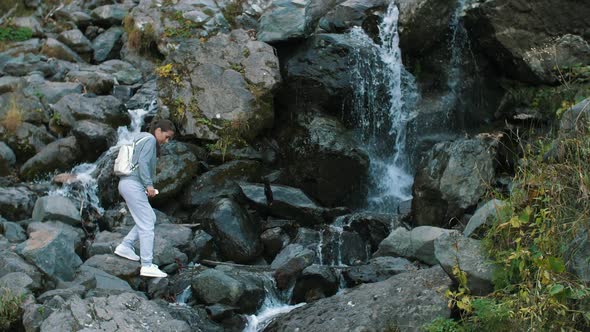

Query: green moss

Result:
[0,26,32,42]
[164,11,206,38]
[221,0,245,29]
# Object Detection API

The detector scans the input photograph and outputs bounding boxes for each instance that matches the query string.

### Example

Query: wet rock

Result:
[265,266,451,331]
[319,0,388,33]
[193,198,262,263]
[16,222,83,282]
[0,186,37,220]
[167,305,224,332]
[92,26,124,63]
[125,79,156,110]
[340,212,396,252]
[342,256,417,287]
[216,266,268,314]
[20,136,82,180]
[72,120,117,161]
[412,137,496,227]
[276,111,369,207]
[32,195,82,226]
[315,228,368,266]
[271,244,315,290]
[239,182,326,225]
[292,264,338,304]
[434,231,496,295]
[375,226,457,265]
[192,268,245,306]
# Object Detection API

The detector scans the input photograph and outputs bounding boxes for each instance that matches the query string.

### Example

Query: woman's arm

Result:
[137,136,156,189]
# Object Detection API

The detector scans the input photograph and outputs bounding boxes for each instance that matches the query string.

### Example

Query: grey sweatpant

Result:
[118,177,156,267]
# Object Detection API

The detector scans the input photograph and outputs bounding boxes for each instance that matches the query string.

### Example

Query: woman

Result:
[114,119,175,278]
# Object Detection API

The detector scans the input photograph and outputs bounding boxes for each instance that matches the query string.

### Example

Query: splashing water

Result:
[244,273,303,332]
[349,2,419,212]
[47,107,152,215]
[443,0,469,108]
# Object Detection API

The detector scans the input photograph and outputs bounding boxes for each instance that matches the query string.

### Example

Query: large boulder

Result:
[38,293,190,331]
[192,268,245,307]
[0,122,55,162]
[41,38,85,63]
[271,243,315,290]
[193,198,263,263]
[342,256,417,287]
[158,29,280,141]
[0,250,44,291]
[65,70,115,95]
[82,254,140,285]
[292,264,338,303]
[277,111,369,207]
[16,221,83,281]
[0,91,48,125]
[92,26,124,63]
[20,136,82,180]
[265,266,451,331]
[0,186,36,220]
[1,54,56,78]
[464,199,508,237]
[32,195,82,226]
[152,141,198,201]
[412,137,496,227]
[319,0,388,33]
[464,0,590,84]
[71,120,117,161]
[51,94,129,131]
[434,231,496,295]
[375,226,457,265]
[57,29,93,61]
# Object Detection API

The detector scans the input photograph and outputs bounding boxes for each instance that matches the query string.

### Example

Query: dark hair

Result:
[148,118,176,156]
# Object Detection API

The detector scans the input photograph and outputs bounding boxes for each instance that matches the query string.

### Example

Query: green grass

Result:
[0,288,24,331]
[0,26,32,42]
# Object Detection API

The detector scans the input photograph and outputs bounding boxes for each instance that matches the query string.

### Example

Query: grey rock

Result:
[342,256,417,287]
[37,286,86,303]
[320,0,388,32]
[265,266,451,331]
[152,142,198,201]
[0,141,16,175]
[20,136,82,180]
[375,226,457,265]
[72,120,117,161]
[2,54,55,78]
[292,264,338,303]
[0,76,24,93]
[412,137,497,227]
[39,293,190,331]
[0,249,43,291]
[16,222,83,282]
[153,237,188,267]
[0,271,34,295]
[434,231,496,295]
[271,244,315,289]
[568,228,590,283]
[341,212,397,252]
[0,91,47,126]
[193,198,262,263]
[98,59,142,85]
[192,230,216,262]
[51,94,128,130]
[464,199,507,237]
[65,70,115,95]
[91,4,129,27]
[27,221,84,250]
[0,220,27,243]
[87,231,123,258]
[32,196,82,226]
[76,265,133,297]
[57,29,93,59]
[12,16,44,37]
[92,27,124,63]
[0,186,37,221]
[41,38,85,63]
[315,227,368,266]
[1,122,55,162]
[125,79,156,110]
[24,79,84,105]
[82,254,140,285]
[192,268,244,306]
[261,227,290,261]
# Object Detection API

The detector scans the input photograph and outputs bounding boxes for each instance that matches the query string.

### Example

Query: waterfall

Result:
[349,2,419,213]
[243,274,303,332]
[443,0,469,107]
[47,106,152,216]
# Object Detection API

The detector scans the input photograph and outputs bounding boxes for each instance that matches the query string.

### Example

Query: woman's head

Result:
[149,119,176,145]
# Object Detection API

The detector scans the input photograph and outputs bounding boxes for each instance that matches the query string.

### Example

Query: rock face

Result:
[158,29,280,141]
[464,0,590,84]
[277,112,369,207]
[412,138,496,227]
[265,266,451,332]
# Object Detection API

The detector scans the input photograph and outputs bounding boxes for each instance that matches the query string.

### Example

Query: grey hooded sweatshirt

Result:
[122,132,157,188]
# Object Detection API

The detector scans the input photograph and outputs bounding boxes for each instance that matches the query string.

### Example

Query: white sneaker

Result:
[114,244,140,261]
[140,264,167,278]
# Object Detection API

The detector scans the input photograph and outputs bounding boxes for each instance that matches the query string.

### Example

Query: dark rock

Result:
[87,231,123,258]
[72,120,117,161]
[20,136,82,180]
[41,38,85,63]
[340,212,397,252]
[91,4,129,27]
[0,186,36,220]
[463,199,508,237]
[0,249,43,291]
[0,220,27,243]
[568,228,590,283]
[82,254,140,285]
[37,286,86,303]
[23,79,84,105]
[74,265,133,297]
[97,60,143,85]
[292,264,338,304]
[32,195,82,226]
[193,198,262,263]
[342,256,416,287]
[2,54,56,77]
[271,244,315,290]
[261,227,290,261]
[319,0,388,33]
[315,227,368,266]
[0,122,55,163]
[93,27,124,63]
[276,111,369,207]
[125,79,156,110]
[0,142,16,175]
[0,91,48,125]
[192,268,245,306]
[65,70,115,95]
[58,29,93,60]
[192,230,216,262]
[51,94,129,130]
[167,305,224,332]
[375,226,456,265]
[16,222,83,282]
[412,137,496,227]
[152,141,198,201]
[265,266,451,332]
[0,76,24,93]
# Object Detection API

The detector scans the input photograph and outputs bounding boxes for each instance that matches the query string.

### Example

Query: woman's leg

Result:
[118,178,156,266]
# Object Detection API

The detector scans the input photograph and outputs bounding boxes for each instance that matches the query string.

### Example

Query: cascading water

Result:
[444,0,469,107]
[243,273,303,332]
[47,105,153,215]
[349,2,419,213]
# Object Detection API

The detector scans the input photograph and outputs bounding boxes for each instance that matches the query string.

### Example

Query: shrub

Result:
[0,288,24,331]
[1,98,23,132]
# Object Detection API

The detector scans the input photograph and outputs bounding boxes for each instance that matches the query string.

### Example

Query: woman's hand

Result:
[146,186,158,197]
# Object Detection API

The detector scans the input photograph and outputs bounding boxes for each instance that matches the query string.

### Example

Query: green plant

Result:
[423,318,464,332]
[123,16,157,54]
[221,0,245,28]
[155,63,182,85]
[0,26,32,42]
[0,288,24,331]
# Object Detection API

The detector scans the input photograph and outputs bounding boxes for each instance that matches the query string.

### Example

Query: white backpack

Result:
[113,136,150,176]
